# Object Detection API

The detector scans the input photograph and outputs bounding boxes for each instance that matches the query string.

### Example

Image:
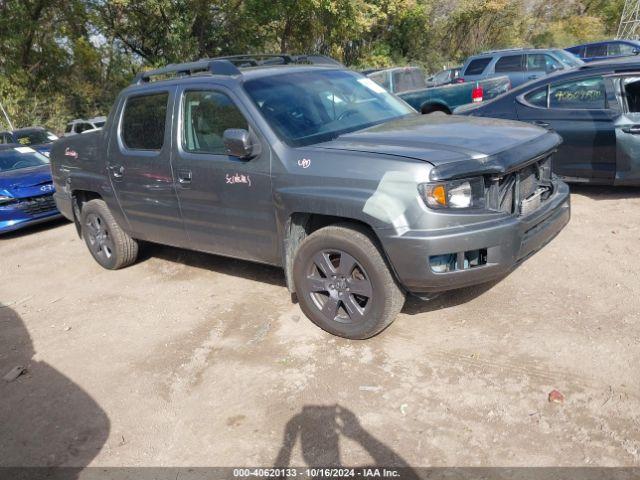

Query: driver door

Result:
[171,85,278,264]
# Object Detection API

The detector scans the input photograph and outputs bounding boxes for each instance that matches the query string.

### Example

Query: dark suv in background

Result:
[566,40,640,62]
[50,54,570,339]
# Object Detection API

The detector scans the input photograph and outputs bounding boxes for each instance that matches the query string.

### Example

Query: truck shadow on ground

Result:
[274,404,419,477]
[141,243,500,316]
[402,280,500,315]
[569,184,640,200]
[0,305,109,474]
[140,242,287,287]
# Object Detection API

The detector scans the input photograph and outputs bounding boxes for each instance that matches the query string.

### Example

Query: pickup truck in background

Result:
[50,55,570,339]
[367,66,511,114]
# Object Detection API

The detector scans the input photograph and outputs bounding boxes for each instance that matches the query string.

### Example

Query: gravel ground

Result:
[1,186,639,469]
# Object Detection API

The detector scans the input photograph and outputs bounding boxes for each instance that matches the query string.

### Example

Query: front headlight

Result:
[418,177,485,209]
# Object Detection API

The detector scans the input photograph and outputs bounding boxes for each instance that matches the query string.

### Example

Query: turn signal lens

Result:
[429,185,447,207]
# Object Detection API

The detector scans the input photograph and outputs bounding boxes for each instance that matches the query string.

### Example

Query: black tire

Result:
[80,199,138,270]
[292,224,405,339]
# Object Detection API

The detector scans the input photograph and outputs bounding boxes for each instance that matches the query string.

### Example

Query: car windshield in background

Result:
[553,50,584,68]
[243,70,415,146]
[0,148,49,172]
[14,130,58,146]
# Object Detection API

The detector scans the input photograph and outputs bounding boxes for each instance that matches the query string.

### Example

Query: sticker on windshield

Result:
[14,147,36,154]
[357,77,387,94]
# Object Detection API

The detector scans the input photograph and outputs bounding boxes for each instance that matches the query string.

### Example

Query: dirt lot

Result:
[1,186,640,469]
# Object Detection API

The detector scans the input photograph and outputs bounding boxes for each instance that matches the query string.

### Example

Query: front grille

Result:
[487,156,553,215]
[18,194,57,216]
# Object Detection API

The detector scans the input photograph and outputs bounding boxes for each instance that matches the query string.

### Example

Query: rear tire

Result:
[80,199,138,270]
[292,224,405,339]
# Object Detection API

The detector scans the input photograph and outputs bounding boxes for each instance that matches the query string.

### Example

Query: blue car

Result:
[0,144,61,234]
[0,127,59,158]
[566,40,640,62]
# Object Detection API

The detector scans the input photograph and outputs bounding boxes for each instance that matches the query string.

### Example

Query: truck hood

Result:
[0,165,53,198]
[315,115,561,180]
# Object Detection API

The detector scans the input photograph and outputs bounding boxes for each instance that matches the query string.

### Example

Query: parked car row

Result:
[0,145,61,234]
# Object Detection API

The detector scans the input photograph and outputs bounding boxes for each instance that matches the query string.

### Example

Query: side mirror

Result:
[223,129,260,159]
[634,48,640,56]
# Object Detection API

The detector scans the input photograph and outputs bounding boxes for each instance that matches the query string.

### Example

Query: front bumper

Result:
[380,181,571,293]
[0,210,62,234]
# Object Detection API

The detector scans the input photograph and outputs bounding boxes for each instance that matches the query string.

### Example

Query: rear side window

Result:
[494,55,524,73]
[182,91,248,154]
[549,77,605,110]
[464,58,491,76]
[525,87,548,108]
[609,43,637,56]
[122,92,169,150]
[65,124,74,133]
[586,44,607,57]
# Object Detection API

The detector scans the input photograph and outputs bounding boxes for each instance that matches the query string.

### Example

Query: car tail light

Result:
[472,83,483,103]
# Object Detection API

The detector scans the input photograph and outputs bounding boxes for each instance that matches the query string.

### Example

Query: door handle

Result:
[528,75,539,80]
[532,120,550,128]
[109,164,125,178]
[623,125,640,134]
[177,169,192,184]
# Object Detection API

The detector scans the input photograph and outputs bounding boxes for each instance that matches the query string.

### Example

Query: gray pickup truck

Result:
[50,55,570,339]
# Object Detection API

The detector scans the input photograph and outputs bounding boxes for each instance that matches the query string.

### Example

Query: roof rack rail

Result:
[132,59,241,85]
[131,54,343,85]
[215,54,343,67]
[478,47,527,55]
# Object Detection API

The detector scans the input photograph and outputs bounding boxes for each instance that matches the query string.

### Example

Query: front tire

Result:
[292,224,405,339]
[80,199,138,270]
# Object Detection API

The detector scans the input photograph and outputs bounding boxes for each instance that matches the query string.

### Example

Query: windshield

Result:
[14,130,58,146]
[243,70,415,146]
[0,147,49,172]
[554,50,584,68]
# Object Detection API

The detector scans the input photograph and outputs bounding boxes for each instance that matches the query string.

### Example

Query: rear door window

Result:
[464,58,491,76]
[495,55,524,73]
[549,77,606,110]
[121,92,169,150]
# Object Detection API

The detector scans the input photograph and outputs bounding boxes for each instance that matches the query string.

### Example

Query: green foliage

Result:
[0,0,628,132]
